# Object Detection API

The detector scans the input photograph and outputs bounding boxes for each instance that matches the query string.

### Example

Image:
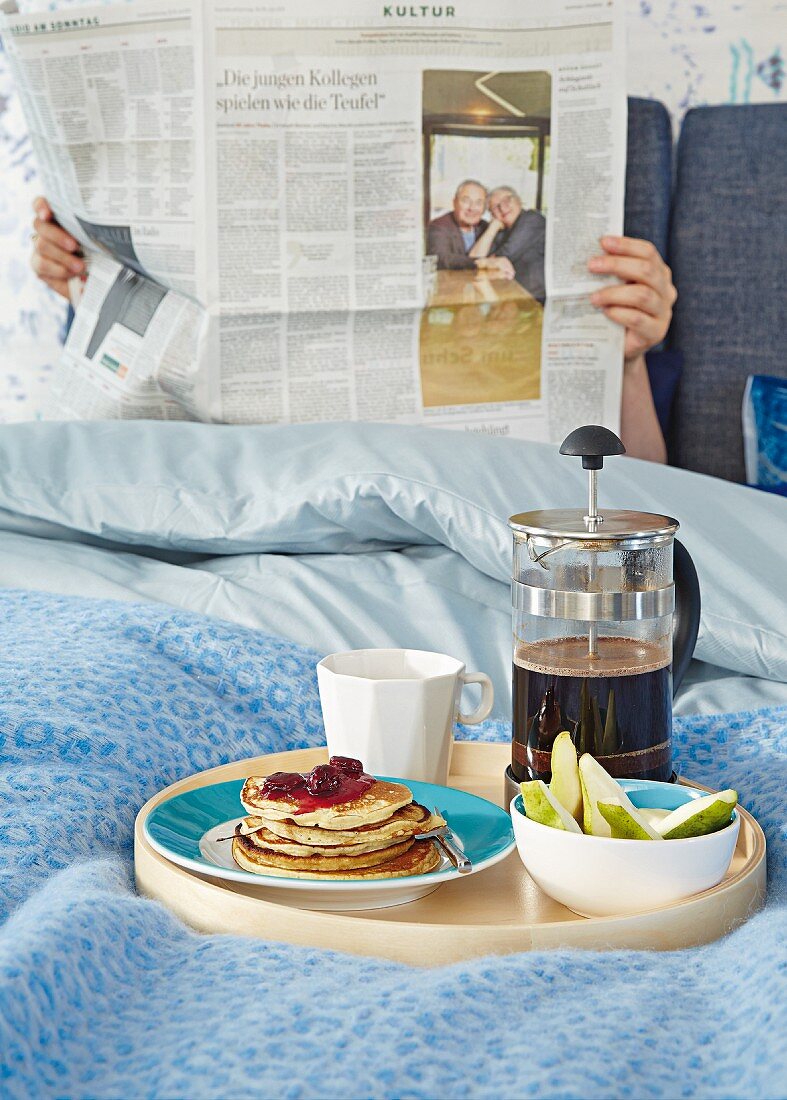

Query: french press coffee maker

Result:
[504,425,701,802]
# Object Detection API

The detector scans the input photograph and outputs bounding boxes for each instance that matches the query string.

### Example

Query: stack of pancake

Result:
[232,775,445,880]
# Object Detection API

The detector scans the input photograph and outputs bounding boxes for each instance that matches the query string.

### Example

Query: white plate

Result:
[143,776,515,911]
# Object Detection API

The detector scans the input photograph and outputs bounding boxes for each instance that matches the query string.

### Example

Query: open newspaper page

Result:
[1,0,626,438]
[1,0,209,418]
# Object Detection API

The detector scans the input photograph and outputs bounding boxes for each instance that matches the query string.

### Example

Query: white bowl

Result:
[510,781,740,918]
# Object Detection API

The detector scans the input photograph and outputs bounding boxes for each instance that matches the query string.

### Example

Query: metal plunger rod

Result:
[586,467,599,659]
[558,426,625,665]
[588,468,598,523]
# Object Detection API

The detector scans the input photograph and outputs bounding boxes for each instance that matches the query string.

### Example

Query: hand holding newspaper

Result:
[1,0,626,438]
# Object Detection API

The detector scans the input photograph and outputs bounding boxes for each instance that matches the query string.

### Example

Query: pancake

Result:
[232,836,442,880]
[248,802,445,847]
[232,830,415,872]
[240,776,412,829]
[236,817,420,857]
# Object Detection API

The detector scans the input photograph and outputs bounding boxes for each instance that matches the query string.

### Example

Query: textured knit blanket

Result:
[1,589,786,1099]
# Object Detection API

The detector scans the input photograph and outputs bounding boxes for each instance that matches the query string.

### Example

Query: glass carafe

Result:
[506,425,701,796]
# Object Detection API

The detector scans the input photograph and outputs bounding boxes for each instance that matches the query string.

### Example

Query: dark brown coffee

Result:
[511,636,672,782]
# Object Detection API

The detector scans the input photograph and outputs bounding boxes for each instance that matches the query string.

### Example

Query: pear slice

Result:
[549,731,583,824]
[597,798,663,840]
[578,753,638,837]
[637,807,671,828]
[656,790,738,839]
[520,780,582,833]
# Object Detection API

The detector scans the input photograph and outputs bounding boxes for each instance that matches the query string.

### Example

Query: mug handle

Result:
[458,672,494,725]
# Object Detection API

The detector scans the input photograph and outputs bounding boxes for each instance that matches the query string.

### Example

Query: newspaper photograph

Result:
[1,0,627,439]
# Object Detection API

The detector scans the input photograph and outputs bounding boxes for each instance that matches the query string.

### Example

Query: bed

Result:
[1,420,786,1097]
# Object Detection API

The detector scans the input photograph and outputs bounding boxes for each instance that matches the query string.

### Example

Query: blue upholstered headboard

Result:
[624,97,681,438]
[668,104,787,483]
[624,96,673,259]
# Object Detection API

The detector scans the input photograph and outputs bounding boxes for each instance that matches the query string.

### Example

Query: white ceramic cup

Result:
[316,648,494,785]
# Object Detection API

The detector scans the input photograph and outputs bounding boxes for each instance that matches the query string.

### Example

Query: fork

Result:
[415,806,472,873]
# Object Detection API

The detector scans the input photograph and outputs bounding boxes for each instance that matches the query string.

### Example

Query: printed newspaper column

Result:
[541,22,627,442]
[204,0,424,423]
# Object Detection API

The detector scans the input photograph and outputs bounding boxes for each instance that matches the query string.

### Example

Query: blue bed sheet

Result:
[1,589,786,1099]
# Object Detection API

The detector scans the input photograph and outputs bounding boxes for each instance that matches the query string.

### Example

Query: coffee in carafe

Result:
[512,635,673,782]
[505,425,700,799]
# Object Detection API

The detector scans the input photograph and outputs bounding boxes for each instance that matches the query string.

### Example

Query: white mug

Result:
[316,648,494,785]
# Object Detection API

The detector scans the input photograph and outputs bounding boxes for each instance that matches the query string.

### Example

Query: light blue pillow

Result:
[0,420,784,686]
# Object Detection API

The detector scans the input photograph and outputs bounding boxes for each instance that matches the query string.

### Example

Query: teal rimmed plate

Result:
[143,777,515,911]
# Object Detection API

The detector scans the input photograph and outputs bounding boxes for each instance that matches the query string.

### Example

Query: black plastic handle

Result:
[559,425,626,470]
[672,538,701,694]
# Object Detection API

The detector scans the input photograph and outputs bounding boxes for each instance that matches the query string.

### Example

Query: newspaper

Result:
[2,0,627,439]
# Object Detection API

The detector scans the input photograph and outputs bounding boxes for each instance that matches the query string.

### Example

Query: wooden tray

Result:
[134,743,766,966]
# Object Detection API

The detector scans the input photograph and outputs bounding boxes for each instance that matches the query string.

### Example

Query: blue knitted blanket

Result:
[1,589,785,1099]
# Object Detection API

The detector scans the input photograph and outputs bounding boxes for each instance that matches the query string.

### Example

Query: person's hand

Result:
[588,236,677,362]
[492,256,515,280]
[476,256,515,280]
[30,197,85,300]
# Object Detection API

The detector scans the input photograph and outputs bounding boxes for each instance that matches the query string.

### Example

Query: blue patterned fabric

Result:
[1,587,785,1099]
[668,103,787,483]
[743,374,787,495]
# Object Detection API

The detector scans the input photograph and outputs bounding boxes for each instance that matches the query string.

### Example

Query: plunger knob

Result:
[559,425,626,470]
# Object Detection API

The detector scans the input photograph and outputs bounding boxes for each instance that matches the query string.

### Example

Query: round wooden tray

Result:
[134,742,766,966]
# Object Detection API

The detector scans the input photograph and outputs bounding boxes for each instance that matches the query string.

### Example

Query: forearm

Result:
[620,353,667,463]
[468,219,500,259]
[440,254,479,270]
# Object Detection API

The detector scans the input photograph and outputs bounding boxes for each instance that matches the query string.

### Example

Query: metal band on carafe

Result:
[511,579,675,622]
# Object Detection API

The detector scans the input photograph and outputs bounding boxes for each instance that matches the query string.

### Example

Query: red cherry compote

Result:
[329,756,365,776]
[258,757,374,814]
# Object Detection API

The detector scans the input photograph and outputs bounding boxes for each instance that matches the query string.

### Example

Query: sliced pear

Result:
[520,780,582,833]
[637,807,671,827]
[656,790,738,839]
[578,753,637,837]
[549,731,583,824]
[597,798,663,840]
